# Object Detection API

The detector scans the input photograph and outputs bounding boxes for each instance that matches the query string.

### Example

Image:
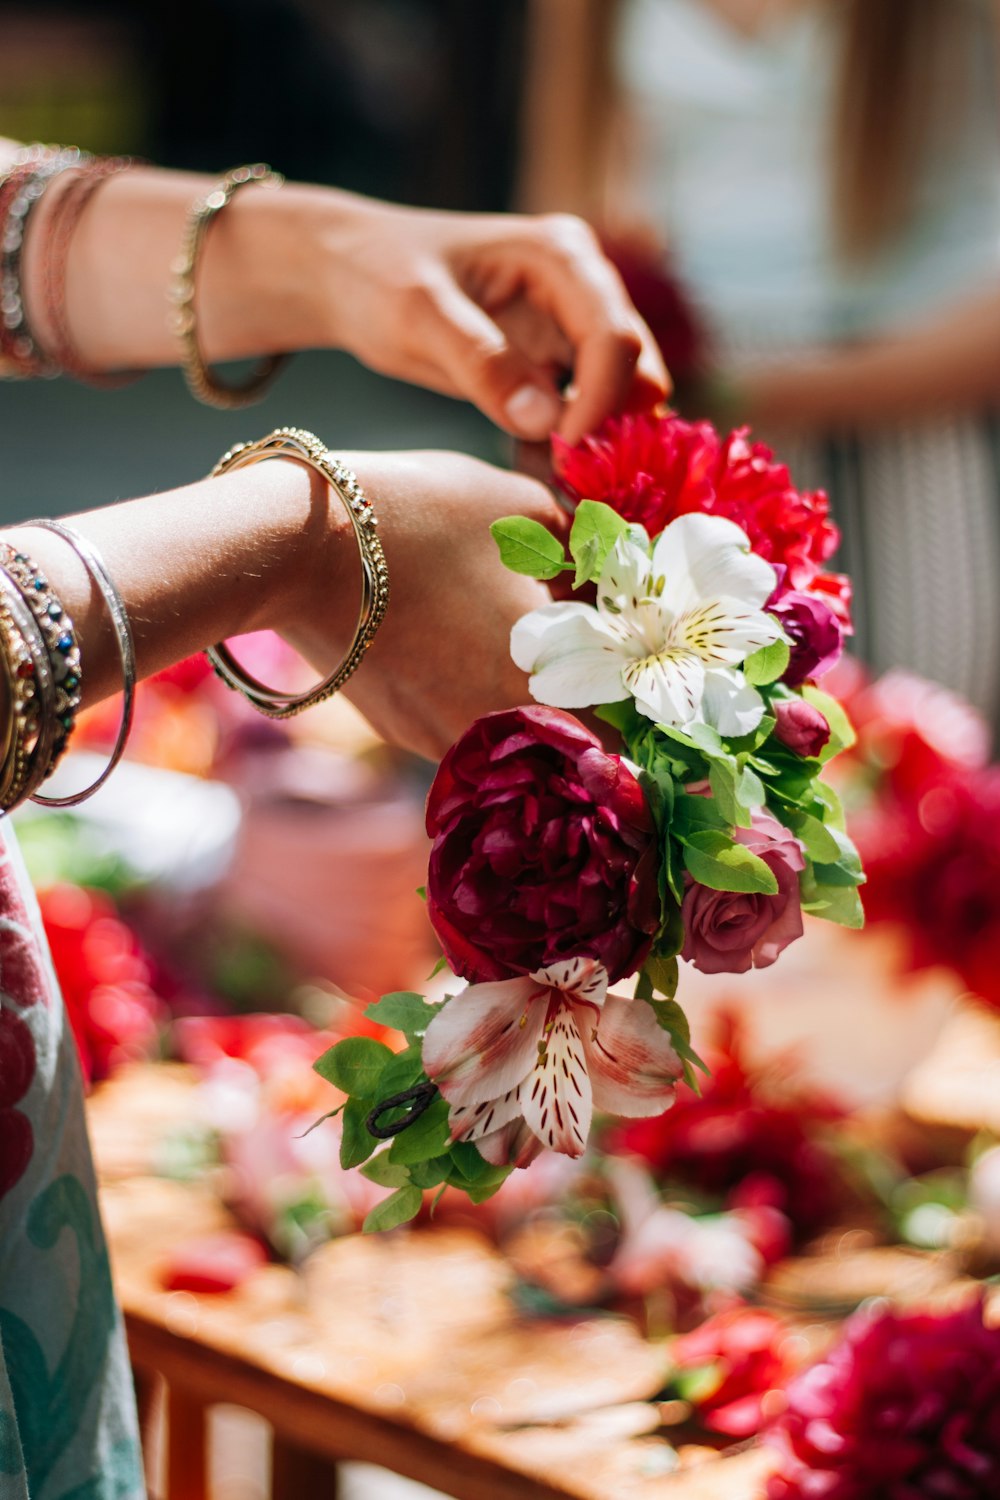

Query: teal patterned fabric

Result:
[0,823,144,1500]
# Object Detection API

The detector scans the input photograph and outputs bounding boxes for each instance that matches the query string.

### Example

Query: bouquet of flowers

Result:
[314,412,864,1231]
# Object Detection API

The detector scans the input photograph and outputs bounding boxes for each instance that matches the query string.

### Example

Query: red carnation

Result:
[425,706,659,984]
[672,1305,800,1438]
[554,412,841,602]
[767,1298,1000,1500]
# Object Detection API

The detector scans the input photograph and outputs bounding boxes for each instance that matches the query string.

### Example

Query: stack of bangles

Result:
[0,429,389,811]
[1,143,287,404]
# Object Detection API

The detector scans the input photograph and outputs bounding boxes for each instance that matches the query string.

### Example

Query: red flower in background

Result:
[39,884,166,1085]
[553,413,847,617]
[842,672,1000,1009]
[672,1305,800,1438]
[767,1298,1000,1500]
[613,1018,844,1244]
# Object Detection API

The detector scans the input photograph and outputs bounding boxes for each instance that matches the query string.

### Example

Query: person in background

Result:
[0,140,667,1499]
[520,0,1000,728]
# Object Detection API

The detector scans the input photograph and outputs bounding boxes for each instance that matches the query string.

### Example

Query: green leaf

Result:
[415,885,426,902]
[375,1043,427,1099]
[595,699,644,742]
[340,1095,378,1169]
[802,685,857,760]
[426,955,448,980]
[387,1095,452,1166]
[814,779,847,831]
[490,516,567,579]
[672,790,729,838]
[361,1153,413,1188]
[680,829,779,895]
[801,870,865,928]
[363,1185,424,1234]
[365,991,440,1040]
[297,1104,344,1139]
[644,953,679,999]
[708,756,750,829]
[645,997,709,1091]
[569,500,629,586]
[409,1156,453,1189]
[674,1363,724,1405]
[781,808,844,865]
[744,636,790,687]
[313,1036,396,1097]
[465,1170,513,1204]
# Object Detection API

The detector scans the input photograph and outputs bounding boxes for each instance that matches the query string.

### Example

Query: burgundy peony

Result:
[681,810,804,975]
[773,698,831,759]
[767,1298,1000,1500]
[770,590,844,686]
[673,1305,800,1438]
[425,706,660,983]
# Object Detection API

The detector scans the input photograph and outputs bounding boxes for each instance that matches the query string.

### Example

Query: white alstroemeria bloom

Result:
[511,513,783,737]
[422,957,682,1167]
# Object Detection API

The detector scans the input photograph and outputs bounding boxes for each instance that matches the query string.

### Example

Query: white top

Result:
[618,0,1000,347]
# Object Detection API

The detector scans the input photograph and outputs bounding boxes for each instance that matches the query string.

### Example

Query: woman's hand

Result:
[310,197,669,444]
[291,450,567,759]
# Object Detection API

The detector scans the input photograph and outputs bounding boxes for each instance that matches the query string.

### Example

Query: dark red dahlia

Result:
[425,706,660,984]
[767,1298,1000,1500]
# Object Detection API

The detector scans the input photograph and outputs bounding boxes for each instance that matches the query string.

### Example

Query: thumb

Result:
[421,278,563,439]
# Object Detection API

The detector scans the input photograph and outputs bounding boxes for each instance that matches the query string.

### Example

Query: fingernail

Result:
[505,385,561,439]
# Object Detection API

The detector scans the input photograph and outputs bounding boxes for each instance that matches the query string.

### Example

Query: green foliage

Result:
[490,516,567,579]
[363,1186,425,1233]
[340,1095,378,1169]
[743,637,790,687]
[680,829,779,894]
[568,500,629,586]
[365,992,440,1040]
[313,1036,396,1095]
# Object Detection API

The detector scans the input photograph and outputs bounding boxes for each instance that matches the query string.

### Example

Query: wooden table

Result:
[89,1065,775,1500]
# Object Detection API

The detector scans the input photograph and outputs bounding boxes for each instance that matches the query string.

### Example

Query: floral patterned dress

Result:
[0,819,144,1499]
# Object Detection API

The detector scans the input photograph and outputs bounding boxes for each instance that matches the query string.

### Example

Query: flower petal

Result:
[699,667,766,737]
[520,1005,593,1156]
[478,1115,543,1168]
[671,597,784,667]
[510,602,631,709]
[583,995,682,1117]
[422,978,548,1108]
[531,955,609,1009]
[652,514,776,615]
[596,535,653,615]
[448,1086,523,1144]
[623,649,705,726]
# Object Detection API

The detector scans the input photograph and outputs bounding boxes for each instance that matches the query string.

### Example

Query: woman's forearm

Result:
[19,163,359,371]
[739,284,1000,433]
[8,458,347,706]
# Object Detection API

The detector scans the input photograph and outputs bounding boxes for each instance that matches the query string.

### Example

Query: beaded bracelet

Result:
[171,163,288,409]
[0,542,82,779]
[0,570,58,808]
[206,427,389,717]
[0,145,86,377]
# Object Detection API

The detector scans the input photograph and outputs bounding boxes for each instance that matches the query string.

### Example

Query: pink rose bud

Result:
[773,698,830,758]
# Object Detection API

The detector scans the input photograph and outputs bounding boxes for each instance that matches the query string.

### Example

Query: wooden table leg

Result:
[166,1385,209,1500]
[271,1435,340,1498]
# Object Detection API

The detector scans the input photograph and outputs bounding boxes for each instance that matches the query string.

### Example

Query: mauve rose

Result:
[426,706,659,983]
[770,590,843,686]
[773,698,830,758]
[681,810,804,975]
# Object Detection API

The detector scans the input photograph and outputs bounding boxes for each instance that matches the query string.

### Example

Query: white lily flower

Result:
[511,513,783,736]
[422,957,682,1166]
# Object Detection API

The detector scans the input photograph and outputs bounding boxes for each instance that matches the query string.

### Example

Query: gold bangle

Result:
[171,163,288,409]
[206,428,389,718]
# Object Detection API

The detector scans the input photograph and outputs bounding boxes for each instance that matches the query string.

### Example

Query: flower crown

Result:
[314,412,864,1230]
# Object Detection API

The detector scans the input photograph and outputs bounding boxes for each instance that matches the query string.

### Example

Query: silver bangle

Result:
[24,519,136,806]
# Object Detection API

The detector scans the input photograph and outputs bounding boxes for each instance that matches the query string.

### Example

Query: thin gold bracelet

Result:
[171,163,288,409]
[206,428,389,718]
